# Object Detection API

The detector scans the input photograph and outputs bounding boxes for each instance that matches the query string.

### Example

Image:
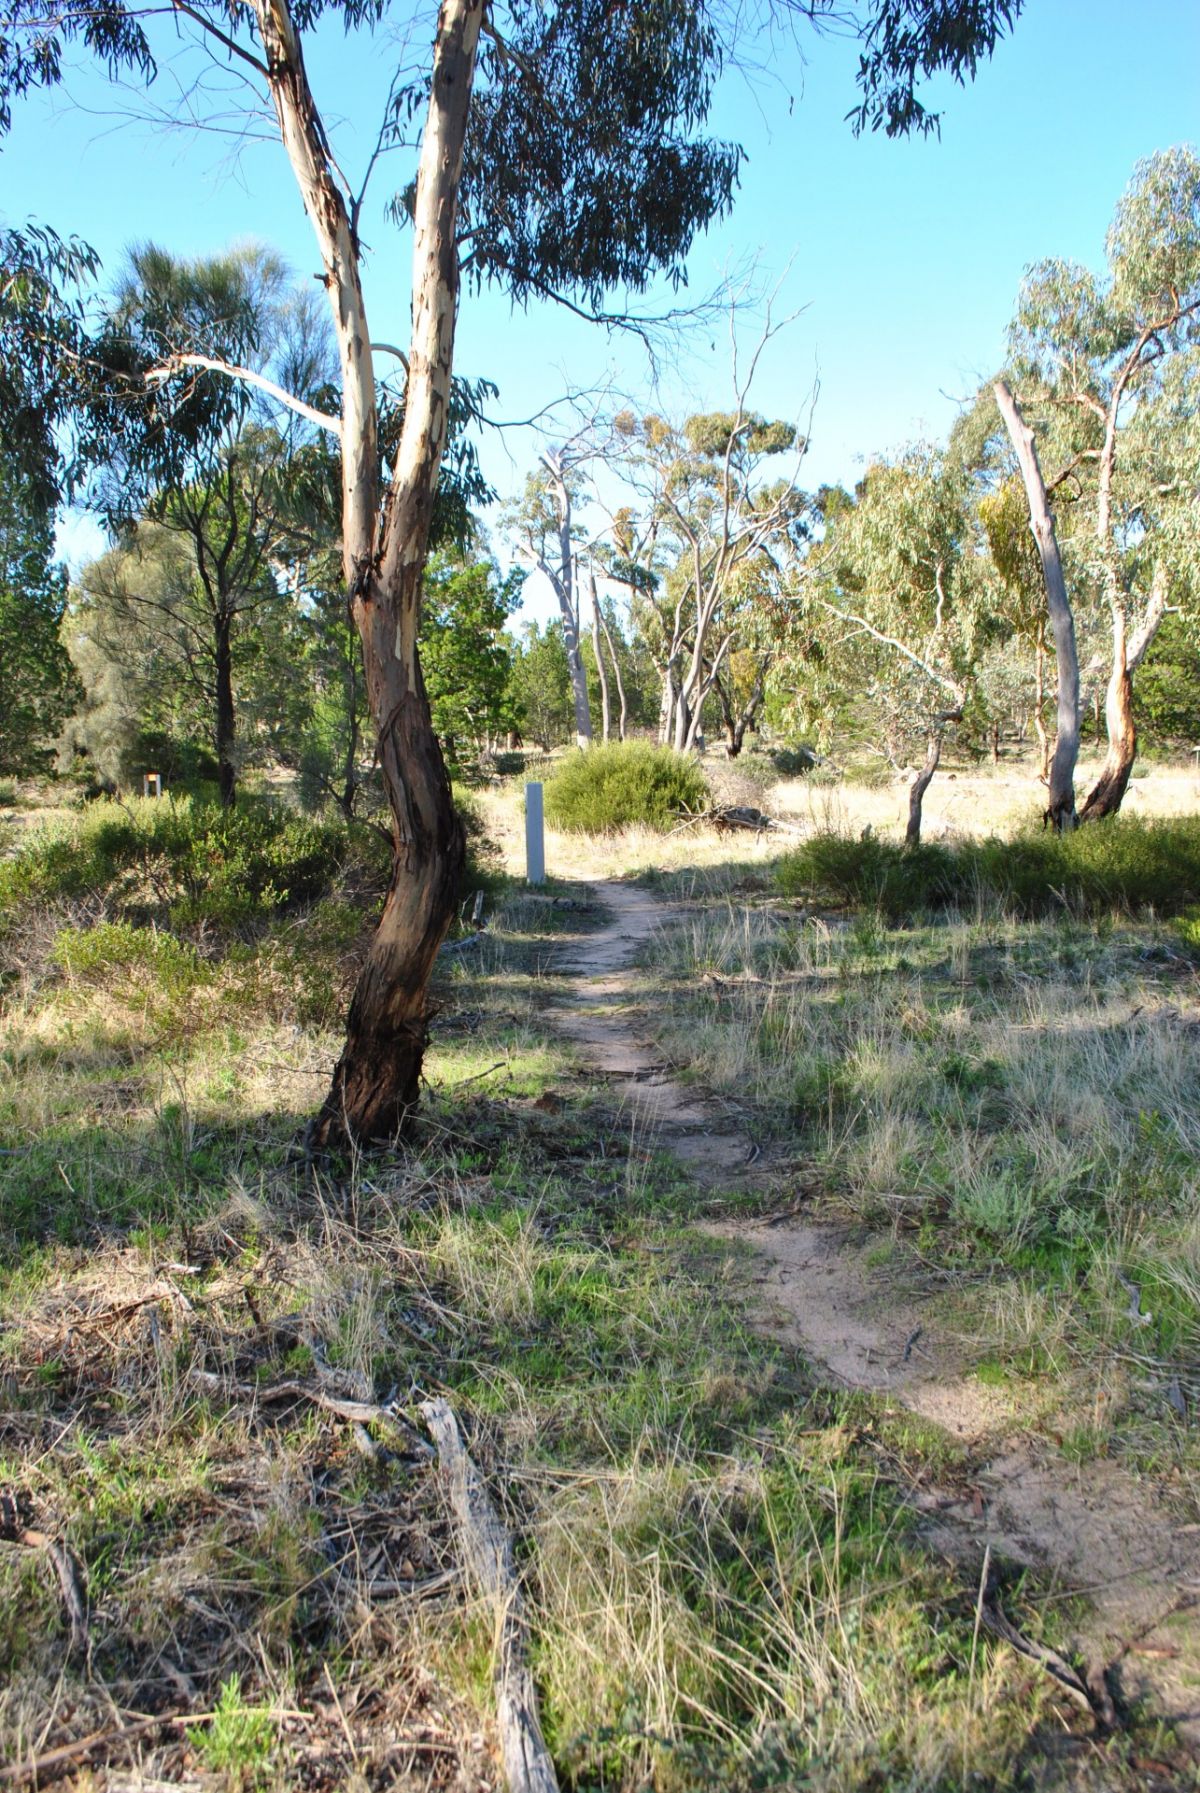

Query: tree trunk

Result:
[1079,563,1169,823]
[990,722,1000,764]
[906,733,940,847]
[596,601,628,740]
[658,665,677,747]
[542,457,591,748]
[253,0,482,1146]
[994,381,1079,831]
[320,566,464,1142]
[589,569,610,744]
[1033,624,1050,781]
[214,612,236,808]
[1079,631,1135,822]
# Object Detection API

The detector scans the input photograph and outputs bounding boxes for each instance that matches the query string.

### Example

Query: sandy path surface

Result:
[549,877,1200,1742]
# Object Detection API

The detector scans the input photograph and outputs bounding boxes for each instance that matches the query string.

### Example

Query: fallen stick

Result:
[7,1529,88,1660]
[0,1713,197,1788]
[982,1597,1115,1728]
[420,1397,559,1793]
[191,1368,434,1457]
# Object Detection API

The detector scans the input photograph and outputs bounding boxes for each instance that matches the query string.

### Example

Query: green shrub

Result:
[0,795,389,934]
[768,743,819,777]
[543,742,709,835]
[778,815,1200,922]
[51,922,209,995]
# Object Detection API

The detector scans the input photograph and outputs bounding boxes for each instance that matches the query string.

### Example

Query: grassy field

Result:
[1,769,1198,1788]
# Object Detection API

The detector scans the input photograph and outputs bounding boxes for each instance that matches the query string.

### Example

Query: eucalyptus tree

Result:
[96,245,333,804]
[505,454,592,748]
[612,404,809,751]
[997,147,1200,823]
[2,0,1029,1146]
[0,455,80,776]
[808,449,983,845]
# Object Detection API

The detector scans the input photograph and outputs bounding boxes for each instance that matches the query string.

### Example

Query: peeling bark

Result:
[905,732,941,847]
[994,381,1079,831]
[253,0,482,1145]
[1079,563,1169,823]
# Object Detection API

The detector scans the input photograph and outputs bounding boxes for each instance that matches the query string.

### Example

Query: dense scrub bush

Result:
[778,815,1200,921]
[0,796,389,935]
[543,742,709,834]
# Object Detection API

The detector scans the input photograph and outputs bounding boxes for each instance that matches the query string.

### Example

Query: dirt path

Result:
[550,877,1200,1744]
[551,880,757,1180]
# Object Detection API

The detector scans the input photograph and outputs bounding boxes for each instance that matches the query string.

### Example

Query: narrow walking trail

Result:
[549,877,1200,1745]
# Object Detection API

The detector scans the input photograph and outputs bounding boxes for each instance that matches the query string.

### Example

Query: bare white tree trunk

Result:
[588,567,611,743]
[541,452,592,749]
[994,380,1080,831]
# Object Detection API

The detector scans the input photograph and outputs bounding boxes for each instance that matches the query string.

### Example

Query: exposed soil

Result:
[551,880,757,1179]
[551,877,1200,1750]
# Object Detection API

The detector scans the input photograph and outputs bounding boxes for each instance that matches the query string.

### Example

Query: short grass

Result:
[638,872,1200,1484]
[0,789,1192,1788]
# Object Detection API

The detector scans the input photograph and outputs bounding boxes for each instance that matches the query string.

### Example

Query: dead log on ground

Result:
[421,1396,559,1793]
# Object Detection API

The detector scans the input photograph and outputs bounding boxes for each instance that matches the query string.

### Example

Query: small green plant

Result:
[543,742,709,834]
[190,1675,277,1784]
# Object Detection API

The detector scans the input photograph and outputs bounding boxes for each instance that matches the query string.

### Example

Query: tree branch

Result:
[815,595,964,702]
[145,354,341,436]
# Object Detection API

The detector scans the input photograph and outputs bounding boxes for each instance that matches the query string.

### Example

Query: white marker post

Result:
[525,781,545,885]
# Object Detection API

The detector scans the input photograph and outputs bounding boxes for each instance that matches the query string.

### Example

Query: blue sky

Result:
[3,0,1197,607]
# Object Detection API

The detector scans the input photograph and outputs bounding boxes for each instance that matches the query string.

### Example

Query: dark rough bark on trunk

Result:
[317,569,465,1144]
[1079,565,1168,824]
[715,664,765,759]
[905,734,940,847]
[215,614,236,808]
[1079,660,1135,822]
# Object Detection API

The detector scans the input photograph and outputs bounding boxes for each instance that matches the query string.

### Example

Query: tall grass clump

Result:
[778,814,1200,921]
[543,742,709,835]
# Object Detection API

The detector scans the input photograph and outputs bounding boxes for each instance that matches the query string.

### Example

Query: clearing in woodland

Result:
[2,764,1200,1790]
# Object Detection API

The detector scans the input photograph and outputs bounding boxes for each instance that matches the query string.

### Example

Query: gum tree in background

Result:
[613,402,809,752]
[506,453,592,749]
[806,448,980,845]
[0,456,80,775]
[1,0,1029,1145]
[997,147,1200,825]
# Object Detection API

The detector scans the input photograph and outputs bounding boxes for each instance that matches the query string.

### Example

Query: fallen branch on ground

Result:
[982,1595,1116,1729]
[670,804,805,836]
[3,1528,88,1660]
[421,1396,559,1793]
[191,1368,434,1457]
[0,1712,198,1787]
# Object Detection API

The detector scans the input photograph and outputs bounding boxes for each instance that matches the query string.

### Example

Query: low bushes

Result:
[777,814,1200,921]
[0,795,383,931]
[543,742,709,834]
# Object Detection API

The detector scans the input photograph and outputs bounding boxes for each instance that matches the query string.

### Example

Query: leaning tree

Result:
[1,0,1028,1145]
